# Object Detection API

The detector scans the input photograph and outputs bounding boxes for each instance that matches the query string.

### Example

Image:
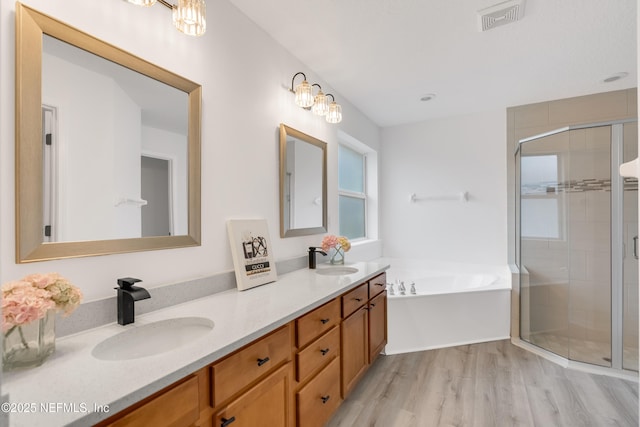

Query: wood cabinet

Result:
[212,325,292,406]
[296,357,341,427]
[340,300,368,398]
[368,291,387,363]
[98,373,202,427]
[98,272,388,427]
[214,363,293,427]
[341,273,388,398]
[296,299,340,349]
[294,300,343,426]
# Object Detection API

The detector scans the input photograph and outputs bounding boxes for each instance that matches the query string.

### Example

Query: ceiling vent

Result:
[477,0,526,32]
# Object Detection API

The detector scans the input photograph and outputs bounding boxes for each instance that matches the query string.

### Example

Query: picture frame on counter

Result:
[227,219,278,291]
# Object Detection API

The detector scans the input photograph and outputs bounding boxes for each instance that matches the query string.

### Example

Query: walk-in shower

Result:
[517,120,638,373]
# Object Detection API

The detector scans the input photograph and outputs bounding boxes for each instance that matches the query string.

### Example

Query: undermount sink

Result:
[315,266,359,276]
[92,317,214,361]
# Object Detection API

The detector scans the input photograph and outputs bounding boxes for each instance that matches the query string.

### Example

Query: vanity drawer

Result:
[341,283,368,318]
[296,299,340,348]
[368,272,387,299]
[212,324,291,406]
[296,325,340,383]
[296,357,342,427]
[105,375,199,427]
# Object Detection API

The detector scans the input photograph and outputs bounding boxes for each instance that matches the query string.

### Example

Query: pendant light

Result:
[125,0,206,37]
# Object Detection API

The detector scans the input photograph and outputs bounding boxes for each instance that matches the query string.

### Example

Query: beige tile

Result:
[585,250,612,282]
[585,191,611,222]
[513,102,549,128]
[585,125,611,152]
[549,90,630,124]
[569,250,587,280]
[627,88,637,117]
[568,192,587,221]
[569,128,586,151]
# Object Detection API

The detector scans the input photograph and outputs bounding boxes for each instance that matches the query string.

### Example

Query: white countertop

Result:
[3,261,389,427]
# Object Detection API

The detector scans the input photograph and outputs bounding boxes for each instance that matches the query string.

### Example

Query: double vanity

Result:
[7,4,387,426]
[3,261,389,427]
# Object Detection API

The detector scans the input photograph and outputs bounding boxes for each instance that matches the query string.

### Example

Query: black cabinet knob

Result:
[320,318,330,324]
[221,416,236,427]
[320,348,330,356]
[321,395,330,404]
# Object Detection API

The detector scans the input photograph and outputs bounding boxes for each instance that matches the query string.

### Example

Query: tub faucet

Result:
[116,277,150,325]
[387,282,395,296]
[398,280,406,296]
[308,247,327,269]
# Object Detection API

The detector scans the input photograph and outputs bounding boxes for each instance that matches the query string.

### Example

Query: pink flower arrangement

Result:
[321,235,351,252]
[2,273,83,333]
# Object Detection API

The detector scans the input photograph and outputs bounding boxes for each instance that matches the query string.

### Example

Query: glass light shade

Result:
[312,91,329,116]
[294,80,315,108]
[326,102,342,123]
[126,0,157,6]
[173,0,207,37]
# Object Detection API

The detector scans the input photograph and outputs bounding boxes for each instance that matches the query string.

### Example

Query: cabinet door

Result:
[214,363,292,427]
[212,325,291,406]
[104,375,199,427]
[297,357,342,427]
[368,291,387,363]
[340,306,368,398]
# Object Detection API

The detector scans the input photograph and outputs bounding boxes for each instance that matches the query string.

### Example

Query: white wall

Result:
[142,126,189,236]
[0,0,381,302]
[380,110,507,266]
[43,51,143,241]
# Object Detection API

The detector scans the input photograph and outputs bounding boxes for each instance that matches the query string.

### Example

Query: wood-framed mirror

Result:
[279,124,327,238]
[15,3,201,262]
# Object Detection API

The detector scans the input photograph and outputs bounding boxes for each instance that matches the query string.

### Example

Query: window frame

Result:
[338,144,368,240]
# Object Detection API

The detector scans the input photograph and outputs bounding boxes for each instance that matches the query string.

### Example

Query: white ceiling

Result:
[227,0,637,128]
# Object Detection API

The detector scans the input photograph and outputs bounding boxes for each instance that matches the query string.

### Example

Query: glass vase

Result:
[3,310,55,371]
[329,247,345,265]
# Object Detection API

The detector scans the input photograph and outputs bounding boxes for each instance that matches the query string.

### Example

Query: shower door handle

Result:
[633,236,638,260]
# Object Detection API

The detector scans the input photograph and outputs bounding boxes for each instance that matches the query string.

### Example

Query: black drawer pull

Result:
[320,318,330,324]
[321,395,330,404]
[221,416,236,427]
[257,357,270,367]
[375,282,384,286]
[371,303,376,307]
[354,297,363,302]
[320,348,330,356]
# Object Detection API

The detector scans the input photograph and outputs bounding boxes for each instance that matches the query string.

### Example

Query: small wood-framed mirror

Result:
[15,3,201,262]
[279,124,327,238]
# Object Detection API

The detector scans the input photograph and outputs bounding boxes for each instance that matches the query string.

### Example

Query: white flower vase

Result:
[2,310,55,371]
[329,247,345,265]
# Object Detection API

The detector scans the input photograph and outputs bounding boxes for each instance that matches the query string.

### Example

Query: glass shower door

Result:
[622,122,638,371]
[519,130,571,360]
[519,125,613,367]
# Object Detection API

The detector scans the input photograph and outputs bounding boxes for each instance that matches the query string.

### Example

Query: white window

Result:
[338,144,367,240]
[520,154,562,239]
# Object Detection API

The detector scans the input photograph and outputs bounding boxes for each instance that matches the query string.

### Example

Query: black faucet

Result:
[308,247,327,269]
[115,277,150,325]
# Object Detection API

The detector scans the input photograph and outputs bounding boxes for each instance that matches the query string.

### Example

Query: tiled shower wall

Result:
[507,89,638,365]
[520,126,614,366]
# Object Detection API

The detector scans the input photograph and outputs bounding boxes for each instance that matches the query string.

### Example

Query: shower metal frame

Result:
[516,117,637,372]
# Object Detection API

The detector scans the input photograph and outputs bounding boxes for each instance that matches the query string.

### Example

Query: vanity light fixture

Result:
[325,94,342,124]
[311,84,329,116]
[125,0,206,37]
[290,72,343,123]
[292,72,315,108]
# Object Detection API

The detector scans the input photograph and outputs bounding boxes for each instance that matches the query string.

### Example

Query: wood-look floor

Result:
[327,340,639,427]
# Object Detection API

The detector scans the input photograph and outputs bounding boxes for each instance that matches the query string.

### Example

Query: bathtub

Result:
[380,258,512,355]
